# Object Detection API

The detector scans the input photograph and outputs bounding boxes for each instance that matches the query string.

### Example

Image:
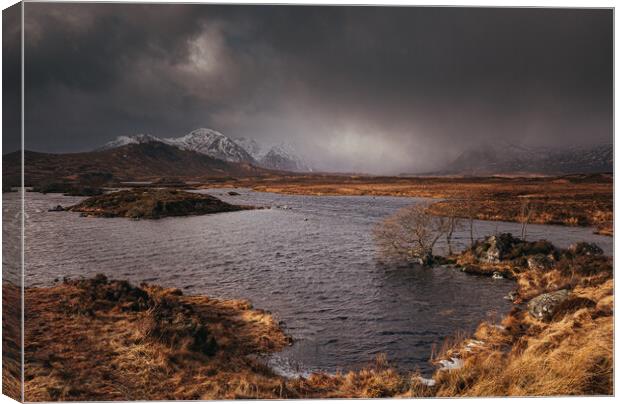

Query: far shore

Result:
[201,173,613,236]
[10,172,613,235]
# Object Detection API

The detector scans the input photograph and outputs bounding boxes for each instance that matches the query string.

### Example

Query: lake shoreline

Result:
[202,174,613,236]
[14,234,612,399]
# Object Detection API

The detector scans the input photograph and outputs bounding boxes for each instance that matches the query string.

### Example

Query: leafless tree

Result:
[444,214,461,256]
[518,198,536,241]
[462,195,479,247]
[373,204,450,266]
[441,200,463,255]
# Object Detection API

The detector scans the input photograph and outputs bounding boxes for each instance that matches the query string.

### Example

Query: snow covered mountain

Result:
[232,137,312,172]
[165,128,256,163]
[439,142,612,175]
[98,128,313,172]
[98,134,164,150]
[233,137,264,160]
[258,143,312,172]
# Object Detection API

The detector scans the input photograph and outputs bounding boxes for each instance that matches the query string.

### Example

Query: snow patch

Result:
[98,134,164,150]
[416,377,436,387]
[438,357,463,371]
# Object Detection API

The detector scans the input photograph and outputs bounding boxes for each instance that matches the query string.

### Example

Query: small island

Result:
[69,188,253,219]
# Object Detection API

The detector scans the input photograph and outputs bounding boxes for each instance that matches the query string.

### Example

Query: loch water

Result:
[10,189,612,375]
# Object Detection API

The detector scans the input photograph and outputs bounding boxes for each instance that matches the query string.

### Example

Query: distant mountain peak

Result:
[164,128,256,164]
[233,137,264,159]
[441,142,612,176]
[98,134,163,150]
[259,142,312,172]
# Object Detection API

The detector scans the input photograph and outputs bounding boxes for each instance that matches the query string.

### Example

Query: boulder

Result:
[527,254,555,271]
[475,233,517,264]
[527,289,570,321]
[568,242,603,257]
[504,290,520,303]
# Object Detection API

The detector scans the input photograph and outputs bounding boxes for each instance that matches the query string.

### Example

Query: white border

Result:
[0,2,617,404]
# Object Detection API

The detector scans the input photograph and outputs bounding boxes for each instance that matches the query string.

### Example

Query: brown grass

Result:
[430,279,613,396]
[208,173,613,235]
[23,276,293,401]
[2,282,22,401]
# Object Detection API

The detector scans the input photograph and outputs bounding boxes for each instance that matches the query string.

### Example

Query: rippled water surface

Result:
[14,189,612,374]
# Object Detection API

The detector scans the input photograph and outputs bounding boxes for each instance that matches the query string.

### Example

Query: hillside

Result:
[438,143,612,176]
[3,142,273,187]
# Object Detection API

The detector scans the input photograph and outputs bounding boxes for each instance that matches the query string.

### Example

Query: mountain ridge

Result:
[99,128,313,172]
[3,142,274,186]
[433,142,612,176]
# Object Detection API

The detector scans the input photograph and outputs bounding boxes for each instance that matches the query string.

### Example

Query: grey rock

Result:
[504,290,519,302]
[476,234,516,264]
[569,242,603,257]
[527,254,554,271]
[527,289,570,321]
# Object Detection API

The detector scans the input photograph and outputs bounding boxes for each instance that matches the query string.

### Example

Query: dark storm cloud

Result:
[16,3,613,173]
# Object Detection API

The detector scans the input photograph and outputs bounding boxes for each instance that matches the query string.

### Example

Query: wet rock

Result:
[504,290,520,303]
[491,271,504,279]
[569,242,603,257]
[48,205,65,212]
[527,289,570,321]
[527,254,555,271]
[475,233,517,264]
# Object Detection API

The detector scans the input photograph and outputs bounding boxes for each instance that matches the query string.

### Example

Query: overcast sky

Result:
[4,4,613,174]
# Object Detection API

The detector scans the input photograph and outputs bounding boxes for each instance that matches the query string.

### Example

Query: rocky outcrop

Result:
[527,289,570,321]
[69,188,253,219]
[569,242,604,257]
[467,234,558,267]
[474,233,519,264]
[527,254,555,271]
